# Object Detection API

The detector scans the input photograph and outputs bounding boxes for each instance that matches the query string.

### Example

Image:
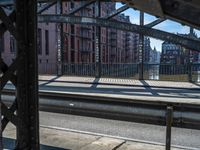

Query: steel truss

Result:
[0,0,39,149]
[0,0,200,149]
[38,15,200,52]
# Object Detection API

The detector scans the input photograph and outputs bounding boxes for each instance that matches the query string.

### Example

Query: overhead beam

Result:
[37,0,57,14]
[175,0,200,9]
[1,0,200,30]
[124,0,200,30]
[0,0,112,6]
[67,0,96,16]
[103,4,129,19]
[145,18,165,28]
[38,15,200,52]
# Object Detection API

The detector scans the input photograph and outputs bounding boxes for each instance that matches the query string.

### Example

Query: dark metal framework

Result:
[0,0,39,149]
[0,0,200,150]
[38,15,200,52]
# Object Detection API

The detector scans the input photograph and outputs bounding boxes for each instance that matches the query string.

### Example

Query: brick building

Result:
[1,5,58,74]
[160,31,200,65]
[63,2,139,64]
[0,2,147,75]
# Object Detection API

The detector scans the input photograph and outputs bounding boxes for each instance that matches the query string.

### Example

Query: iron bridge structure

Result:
[0,0,200,150]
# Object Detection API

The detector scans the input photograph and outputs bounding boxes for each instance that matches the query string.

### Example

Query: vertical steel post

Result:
[57,0,63,76]
[16,0,39,149]
[166,106,173,150]
[60,2,64,75]
[95,0,101,78]
[0,42,2,150]
[139,11,144,80]
[188,50,192,82]
[188,27,193,82]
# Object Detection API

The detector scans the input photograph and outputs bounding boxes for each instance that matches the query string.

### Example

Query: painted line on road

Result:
[40,124,198,150]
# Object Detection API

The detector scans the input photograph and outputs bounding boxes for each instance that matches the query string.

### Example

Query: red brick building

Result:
[1,2,140,74]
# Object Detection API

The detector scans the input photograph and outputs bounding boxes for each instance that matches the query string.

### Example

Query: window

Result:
[10,36,16,53]
[77,39,80,50]
[37,28,42,55]
[70,2,74,9]
[71,25,75,34]
[71,36,74,49]
[45,30,49,55]
[0,37,4,52]
[65,24,68,31]
[71,51,75,63]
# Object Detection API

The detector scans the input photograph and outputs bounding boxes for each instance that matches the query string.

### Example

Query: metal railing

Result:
[38,63,200,82]
[63,63,96,76]
[101,63,139,78]
[38,63,57,75]
[2,88,200,150]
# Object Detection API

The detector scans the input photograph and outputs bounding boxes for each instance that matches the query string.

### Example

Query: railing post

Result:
[188,27,194,82]
[187,45,193,82]
[95,0,101,78]
[57,0,63,76]
[188,62,192,82]
[166,106,173,150]
[139,11,144,80]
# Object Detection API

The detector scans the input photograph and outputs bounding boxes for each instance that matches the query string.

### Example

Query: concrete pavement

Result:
[3,76,200,149]
[3,122,190,150]
[39,112,200,149]
[5,76,200,105]
[39,75,200,90]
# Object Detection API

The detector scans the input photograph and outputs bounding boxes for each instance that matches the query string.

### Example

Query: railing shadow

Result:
[3,137,70,150]
[90,77,100,88]
[40,76,60,86]
[139,80,159,96]
[38,82,200,99]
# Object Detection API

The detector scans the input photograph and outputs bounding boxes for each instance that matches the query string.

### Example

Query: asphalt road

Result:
[4,81,200,149]
[40,111,200,149]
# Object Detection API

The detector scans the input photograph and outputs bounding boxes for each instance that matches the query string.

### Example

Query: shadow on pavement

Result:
[40,76,61,86]
[90,77,100,88]
[39,83,200,99]
[139,80,159,96]
[3,137,70,150]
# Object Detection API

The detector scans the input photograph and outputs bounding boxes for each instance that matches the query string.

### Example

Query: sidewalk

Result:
[39,75,200,90]
[3,123,188,150]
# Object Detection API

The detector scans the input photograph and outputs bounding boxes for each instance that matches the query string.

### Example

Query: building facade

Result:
[63,2,140,64]
[149,47,160,63]
[1,4,58,74]
[1,2,158,75]
[160,33,200,65]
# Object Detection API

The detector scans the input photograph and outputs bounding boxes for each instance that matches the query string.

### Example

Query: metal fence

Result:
[38,63,57,75]
[38,63,200,82]
[101,63,139,78]
[144,63,200,82]
[63,63,96,76]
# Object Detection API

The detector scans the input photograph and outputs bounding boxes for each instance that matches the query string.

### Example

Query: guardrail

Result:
[38,63,200,82]
[2,88,200,149]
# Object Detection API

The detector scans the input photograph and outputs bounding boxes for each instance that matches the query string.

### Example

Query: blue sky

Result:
[116,3,200,52]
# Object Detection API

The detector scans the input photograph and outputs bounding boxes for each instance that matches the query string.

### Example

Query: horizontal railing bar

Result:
[2,89,200,130]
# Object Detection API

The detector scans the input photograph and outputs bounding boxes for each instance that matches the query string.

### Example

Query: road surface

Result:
[40,111,200,149]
